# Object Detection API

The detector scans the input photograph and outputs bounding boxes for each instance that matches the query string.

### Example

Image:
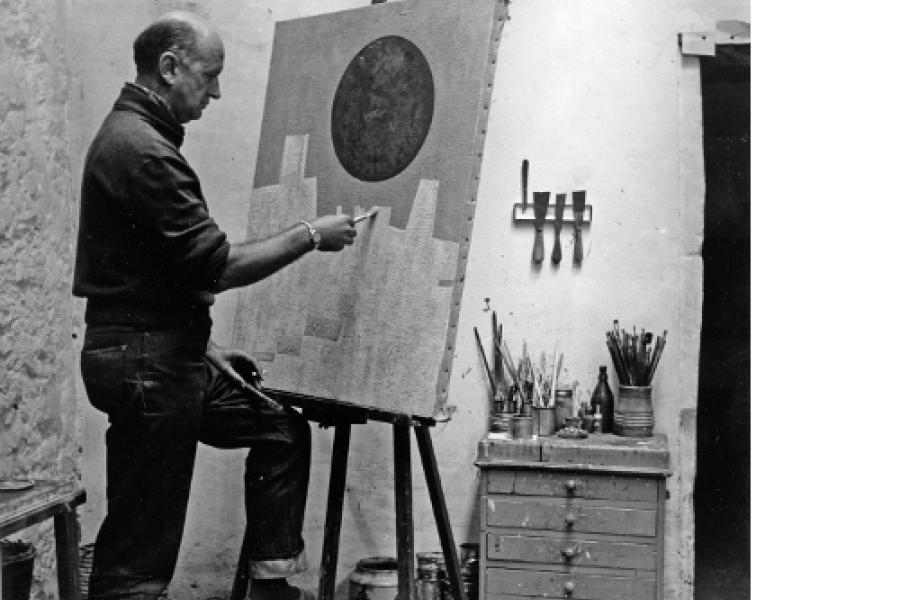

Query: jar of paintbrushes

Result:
[605,320,667,437]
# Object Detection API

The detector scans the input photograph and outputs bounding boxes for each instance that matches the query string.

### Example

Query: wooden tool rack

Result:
[231,391,464,600]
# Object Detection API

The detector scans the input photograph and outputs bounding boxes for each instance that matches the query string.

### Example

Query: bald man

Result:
[74,12,356,600]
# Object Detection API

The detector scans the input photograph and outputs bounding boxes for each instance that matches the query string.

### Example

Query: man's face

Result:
[168,33,224,123]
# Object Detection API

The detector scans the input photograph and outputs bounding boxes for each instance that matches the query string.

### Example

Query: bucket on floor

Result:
[614,385,654,437]
[349,556,398,600]
[2,540,35,600]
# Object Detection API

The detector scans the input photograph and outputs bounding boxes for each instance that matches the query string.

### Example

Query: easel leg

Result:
[393,420,415,600]
[414,425,464,600]
[319,423,351,600]
[54,507,81,600]
[230,537,249,600]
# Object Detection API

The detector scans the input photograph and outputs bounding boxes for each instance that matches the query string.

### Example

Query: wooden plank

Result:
[394,421,415,599]
[415,425,464,600]
[485,471,659,503]
[541,435,669,473]
[485,567,655,600]
[485,497,656,537]
[0,481,86,536]
[319,423,352,600]
[475,462,671,477]
[486,533,656,571]
[655,479,666,600]
[477,438,542,463]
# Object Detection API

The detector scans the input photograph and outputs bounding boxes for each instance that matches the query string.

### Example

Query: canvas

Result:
[232,0,507,418]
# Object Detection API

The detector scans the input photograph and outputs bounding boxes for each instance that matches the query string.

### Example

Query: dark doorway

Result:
[694,45,750,600]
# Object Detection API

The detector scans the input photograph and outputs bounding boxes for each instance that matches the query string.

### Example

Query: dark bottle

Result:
[590,365,615,433]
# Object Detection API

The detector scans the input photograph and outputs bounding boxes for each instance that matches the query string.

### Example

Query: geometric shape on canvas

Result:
[331,36,435,182]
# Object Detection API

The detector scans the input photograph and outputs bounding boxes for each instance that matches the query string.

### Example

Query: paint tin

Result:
[509,415,533,440]
[533,406,555,436]
[554,384,574,429]
[349,556,398,600]
[490,411,513,433]
[459,543,479,600]
[415,552,445,600]
[614,385,654,437]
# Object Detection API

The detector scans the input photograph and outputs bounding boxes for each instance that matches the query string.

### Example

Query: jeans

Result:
[81,326,311,600]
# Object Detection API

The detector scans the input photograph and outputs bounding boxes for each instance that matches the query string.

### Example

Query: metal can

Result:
[554,384,574,429]
[415,552,446,600]
[349,556,398,600]
[459,543,479,600]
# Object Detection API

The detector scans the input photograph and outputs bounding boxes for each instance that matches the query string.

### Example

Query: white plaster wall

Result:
[0,1,80,598]
[66,1,749,599]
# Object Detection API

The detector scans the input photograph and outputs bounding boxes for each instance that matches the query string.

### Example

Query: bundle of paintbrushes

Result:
[605,320,666,386]
[474,312,564,416]
[530,346,563,409]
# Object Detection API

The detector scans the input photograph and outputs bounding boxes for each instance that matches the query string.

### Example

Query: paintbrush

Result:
[549,344,559,406]
[352,207,379,224]
[473,327,496,398]
[641,332,655,384]
[491,312,504,392]
[606,333,627,384]
[647,330,667,383]
[500,340,525,406]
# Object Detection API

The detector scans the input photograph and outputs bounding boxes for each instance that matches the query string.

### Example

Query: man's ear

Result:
[158,51,180,85]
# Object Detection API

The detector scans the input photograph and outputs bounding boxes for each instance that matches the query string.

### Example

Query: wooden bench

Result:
[1,480,86,600]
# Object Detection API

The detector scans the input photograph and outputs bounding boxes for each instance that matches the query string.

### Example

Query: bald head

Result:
[132,12,224,123]
[133,12,219,76]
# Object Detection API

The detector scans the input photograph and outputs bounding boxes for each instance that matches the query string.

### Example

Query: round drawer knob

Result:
[565,479,577,493]
[562,547,578,560]
[563,581,576,596]
[564,513,577,527]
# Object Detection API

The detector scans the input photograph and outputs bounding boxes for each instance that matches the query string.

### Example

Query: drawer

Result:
[485,496,656,536]
[485,566,655,600]
[486,532,656,570]
[486,471,658,503]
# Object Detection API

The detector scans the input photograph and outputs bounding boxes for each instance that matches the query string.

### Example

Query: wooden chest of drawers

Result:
[475,434,670,600]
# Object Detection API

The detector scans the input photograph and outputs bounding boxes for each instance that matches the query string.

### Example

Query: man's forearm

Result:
[212,223,314,292]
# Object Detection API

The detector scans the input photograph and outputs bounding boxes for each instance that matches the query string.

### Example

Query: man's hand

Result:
[205,342,262,389]
[310,214,357,252]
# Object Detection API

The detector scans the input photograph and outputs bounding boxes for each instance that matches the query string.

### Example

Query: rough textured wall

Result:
[0,1,80,599]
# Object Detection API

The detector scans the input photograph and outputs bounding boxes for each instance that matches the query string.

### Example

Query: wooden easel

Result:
[231,390,464,600]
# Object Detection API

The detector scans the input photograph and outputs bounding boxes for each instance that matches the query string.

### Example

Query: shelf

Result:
[512,203,593,225]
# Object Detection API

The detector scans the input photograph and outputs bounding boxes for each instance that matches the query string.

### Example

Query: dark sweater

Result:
[73,85,230,330]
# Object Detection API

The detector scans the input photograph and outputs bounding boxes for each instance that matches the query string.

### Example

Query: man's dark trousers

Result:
[81,325,310,600]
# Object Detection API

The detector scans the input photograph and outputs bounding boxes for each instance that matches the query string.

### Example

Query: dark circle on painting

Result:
[331,36,435,182]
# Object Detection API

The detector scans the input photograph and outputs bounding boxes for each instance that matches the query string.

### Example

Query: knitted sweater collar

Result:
[114,83,185,147]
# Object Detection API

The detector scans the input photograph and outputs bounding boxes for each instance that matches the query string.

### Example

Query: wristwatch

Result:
[301,220,321,249]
